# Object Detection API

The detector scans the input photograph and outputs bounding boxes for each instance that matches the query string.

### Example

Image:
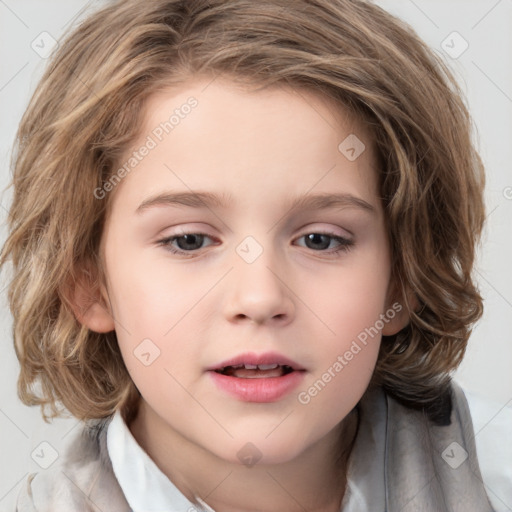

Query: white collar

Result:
[105,392,388,512]
[106,410,216,512]
[340,388,386,512]
[106,403,387,512]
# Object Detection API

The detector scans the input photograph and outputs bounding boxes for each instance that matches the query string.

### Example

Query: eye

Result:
[157,232,217,257]
[294,232,354,257]
[156,231,354,258]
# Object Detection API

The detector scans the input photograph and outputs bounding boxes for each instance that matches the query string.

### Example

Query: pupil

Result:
[306,233,329,250]
[178,234,203,250]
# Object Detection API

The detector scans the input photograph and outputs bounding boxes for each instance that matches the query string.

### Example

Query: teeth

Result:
[218,363,283,371]
[257,363,279,370]
[240,363,280,370]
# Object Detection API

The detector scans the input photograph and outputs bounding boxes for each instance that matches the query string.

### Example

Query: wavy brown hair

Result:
[1,0,485,423]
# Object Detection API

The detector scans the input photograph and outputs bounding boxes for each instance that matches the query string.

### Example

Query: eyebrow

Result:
[135,191,376,216]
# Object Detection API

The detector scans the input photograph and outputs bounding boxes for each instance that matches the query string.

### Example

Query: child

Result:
[1,0,506,510]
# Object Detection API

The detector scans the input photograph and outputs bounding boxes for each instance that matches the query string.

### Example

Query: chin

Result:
[209,430,313,468]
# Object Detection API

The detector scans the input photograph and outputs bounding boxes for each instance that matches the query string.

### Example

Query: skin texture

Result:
[76,76,411,512]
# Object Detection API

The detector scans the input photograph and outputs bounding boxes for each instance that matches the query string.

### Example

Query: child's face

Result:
[97,77,404,464]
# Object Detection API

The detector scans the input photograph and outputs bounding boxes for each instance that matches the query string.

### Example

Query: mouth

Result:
[207,352,306,402]
[214,363,296,379]
[208,351,305,377]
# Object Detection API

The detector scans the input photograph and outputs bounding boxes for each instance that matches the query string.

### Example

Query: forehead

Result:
[109,76,380,215]
[141,76,369,147]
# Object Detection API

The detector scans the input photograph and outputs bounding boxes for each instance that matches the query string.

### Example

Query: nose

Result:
[223,245,295,327]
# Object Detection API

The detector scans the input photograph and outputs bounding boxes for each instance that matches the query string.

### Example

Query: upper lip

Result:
[207,351,306,371]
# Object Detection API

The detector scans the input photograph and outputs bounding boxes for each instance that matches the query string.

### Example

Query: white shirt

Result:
[106,386,512,512]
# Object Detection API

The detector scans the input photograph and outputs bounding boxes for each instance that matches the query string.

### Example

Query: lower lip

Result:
[208,370,305,402]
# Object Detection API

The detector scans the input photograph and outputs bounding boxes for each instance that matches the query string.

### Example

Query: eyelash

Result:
[156,231,354,259]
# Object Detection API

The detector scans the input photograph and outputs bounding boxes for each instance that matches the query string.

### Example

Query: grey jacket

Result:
[16,382,494,511]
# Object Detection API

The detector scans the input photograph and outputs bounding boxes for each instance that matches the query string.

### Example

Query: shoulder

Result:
[15,417,130,512]
[378,380,497,511]
[462,385,512,512]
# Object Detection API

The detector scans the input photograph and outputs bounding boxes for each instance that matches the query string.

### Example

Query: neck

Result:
[129,403,359,512]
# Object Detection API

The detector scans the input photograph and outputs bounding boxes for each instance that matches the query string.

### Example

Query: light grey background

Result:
[0,1,511,510]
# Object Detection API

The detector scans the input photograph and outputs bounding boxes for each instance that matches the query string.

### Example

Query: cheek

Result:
[104,243,209,334]
[293,246,390,405]
[295,301,383,433]
[103,252,226,402]
[300,255,391,344]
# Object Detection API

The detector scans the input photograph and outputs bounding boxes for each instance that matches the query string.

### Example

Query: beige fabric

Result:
[383,383,494,511]
[15,381,494,511]
[17,419,130,512]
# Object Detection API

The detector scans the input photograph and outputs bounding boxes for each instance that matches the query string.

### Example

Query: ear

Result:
[382,279,420,336]
[62,267,115,333]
